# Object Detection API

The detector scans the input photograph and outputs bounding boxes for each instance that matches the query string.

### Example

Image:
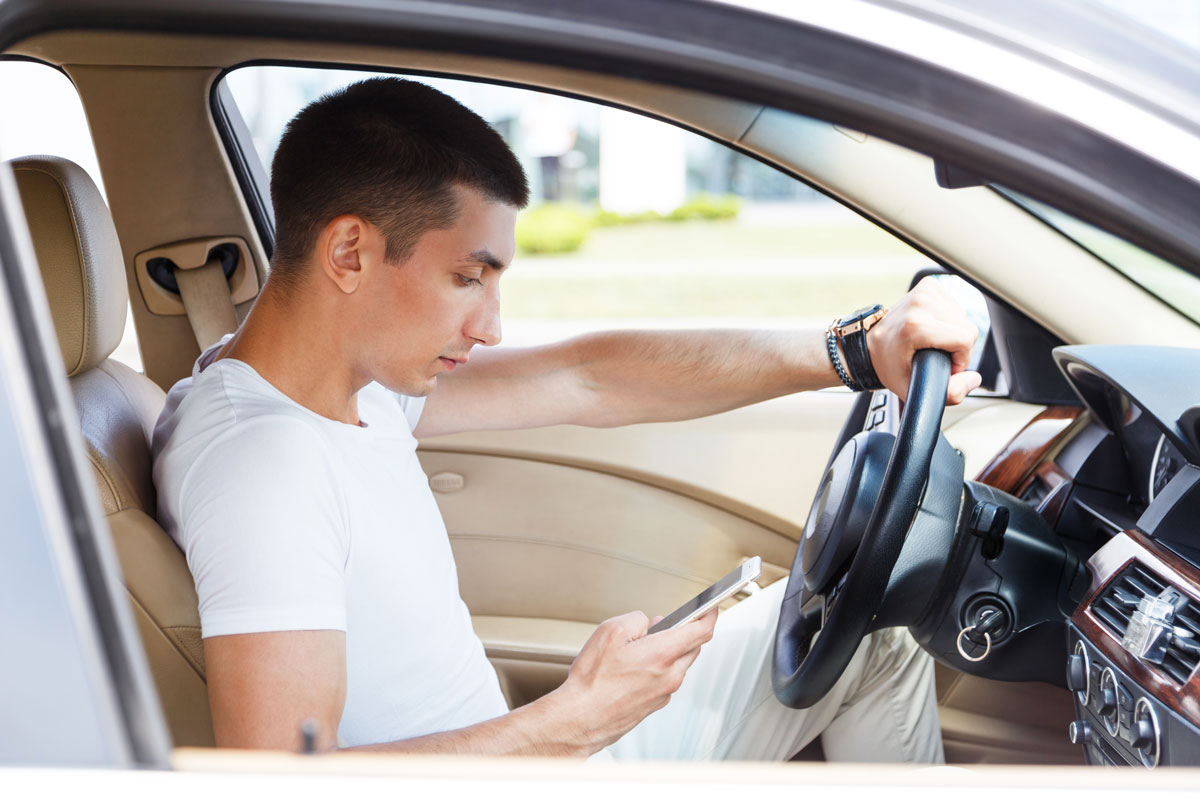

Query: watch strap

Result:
[840,325,883,391]
[834,305,887,392]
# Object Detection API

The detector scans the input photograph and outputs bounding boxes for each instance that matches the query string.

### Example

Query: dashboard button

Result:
[1067,654,1085,691]
[1068,720,1093,745]
[1099,668,1120,736]
[1133,698,1161,768]
[1131,718,1155,750]
[1068,644,1089,702]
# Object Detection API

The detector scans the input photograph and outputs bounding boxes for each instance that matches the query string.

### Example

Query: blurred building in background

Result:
[223,65,823,213]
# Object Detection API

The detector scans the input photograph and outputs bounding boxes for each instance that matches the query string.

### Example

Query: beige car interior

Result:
[10,155,214,746]
[13,27,1195,766]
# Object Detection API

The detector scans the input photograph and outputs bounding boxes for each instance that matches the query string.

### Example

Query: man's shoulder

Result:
[153,362,341,541]
[153,361,329,475]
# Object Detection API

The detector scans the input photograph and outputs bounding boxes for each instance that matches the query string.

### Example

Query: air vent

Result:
[1091,563,1200,684]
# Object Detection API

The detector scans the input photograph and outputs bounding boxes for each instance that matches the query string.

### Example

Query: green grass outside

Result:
[505,219,922,318]
[524,218,918,263]
[502,273,914,318]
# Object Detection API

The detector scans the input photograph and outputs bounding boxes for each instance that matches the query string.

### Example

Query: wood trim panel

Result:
[1023,461,1073,527]
[1072,529,1200,726]
[975,406,1081,493]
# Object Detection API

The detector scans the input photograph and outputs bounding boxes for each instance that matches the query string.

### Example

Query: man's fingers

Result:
[947,370,982,405]
[906,319,977,369]
[673,645,703,673]
[674,609,716,647]
[663,645,705,693]
[644,608,717,654]
[603,610,651,641]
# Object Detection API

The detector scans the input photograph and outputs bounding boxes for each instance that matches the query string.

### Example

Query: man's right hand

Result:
[545,608,718,754]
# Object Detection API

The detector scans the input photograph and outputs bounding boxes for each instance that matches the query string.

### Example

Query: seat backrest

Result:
[11,155,214,747]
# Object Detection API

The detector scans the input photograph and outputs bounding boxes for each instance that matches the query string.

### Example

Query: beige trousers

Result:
[599,577,945,762]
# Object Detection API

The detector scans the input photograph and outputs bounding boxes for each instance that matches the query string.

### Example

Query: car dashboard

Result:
[1022,347,1200,767]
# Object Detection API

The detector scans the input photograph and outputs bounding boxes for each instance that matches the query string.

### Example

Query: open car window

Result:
[220,66,997,362]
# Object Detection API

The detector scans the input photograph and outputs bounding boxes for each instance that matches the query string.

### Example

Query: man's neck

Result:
[214,282,366,426]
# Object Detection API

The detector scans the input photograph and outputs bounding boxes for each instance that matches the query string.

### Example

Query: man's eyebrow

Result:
[465,249,507,271]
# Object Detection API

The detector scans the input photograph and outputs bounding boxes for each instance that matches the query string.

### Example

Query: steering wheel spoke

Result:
[821,572,848,626]
[800,587,824,623]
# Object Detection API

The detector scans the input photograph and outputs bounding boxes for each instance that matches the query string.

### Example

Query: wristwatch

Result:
[833,304,887,392]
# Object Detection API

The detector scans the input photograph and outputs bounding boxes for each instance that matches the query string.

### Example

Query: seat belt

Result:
[144,239,244,352]
[173,254,240,351]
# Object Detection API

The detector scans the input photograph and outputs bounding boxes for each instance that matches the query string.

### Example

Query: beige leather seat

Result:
[11,155,214,747]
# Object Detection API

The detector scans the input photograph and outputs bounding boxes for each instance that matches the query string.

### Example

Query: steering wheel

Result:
[772,349,951,708]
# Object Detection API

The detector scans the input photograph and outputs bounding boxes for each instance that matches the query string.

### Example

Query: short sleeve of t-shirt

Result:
[179,414,350,638]
[393,393,426,432]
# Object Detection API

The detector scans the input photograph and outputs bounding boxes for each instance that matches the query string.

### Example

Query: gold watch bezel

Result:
[834,306,888,339]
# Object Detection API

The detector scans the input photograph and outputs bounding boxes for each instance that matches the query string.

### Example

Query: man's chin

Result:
[378,374,436,398]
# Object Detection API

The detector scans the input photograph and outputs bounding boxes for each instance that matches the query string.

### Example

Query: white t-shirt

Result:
[151,342,508,746]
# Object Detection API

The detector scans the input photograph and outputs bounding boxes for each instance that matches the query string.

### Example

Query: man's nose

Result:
[466,290,501,346]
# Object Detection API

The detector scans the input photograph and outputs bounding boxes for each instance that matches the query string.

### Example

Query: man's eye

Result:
[457,274,483,287]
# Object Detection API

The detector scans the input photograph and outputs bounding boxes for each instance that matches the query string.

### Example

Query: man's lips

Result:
[439,356,467,371]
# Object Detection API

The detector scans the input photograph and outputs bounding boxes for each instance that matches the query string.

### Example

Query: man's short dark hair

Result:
[269,77,529,288]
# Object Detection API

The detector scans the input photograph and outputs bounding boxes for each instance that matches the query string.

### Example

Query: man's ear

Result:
[319,215,385,294]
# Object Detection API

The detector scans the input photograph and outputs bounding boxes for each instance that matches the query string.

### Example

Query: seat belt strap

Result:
[174,255,239,351]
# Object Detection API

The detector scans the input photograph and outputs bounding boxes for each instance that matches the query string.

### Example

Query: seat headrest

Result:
[10,155,127,377]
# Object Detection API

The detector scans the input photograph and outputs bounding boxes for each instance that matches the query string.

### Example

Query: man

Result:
[153,78,980,759]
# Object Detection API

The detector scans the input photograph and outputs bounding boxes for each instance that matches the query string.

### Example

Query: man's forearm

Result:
[569,327,838,428]
[338,685,591,758]
[415,325,853,438]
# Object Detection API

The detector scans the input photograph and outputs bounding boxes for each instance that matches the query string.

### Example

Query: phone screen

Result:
[647,557,761,634]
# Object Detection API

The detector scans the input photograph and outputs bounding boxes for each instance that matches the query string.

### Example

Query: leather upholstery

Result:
[11,155,127,377]
[11,155,213,747]
[110,507,212,745]
[70,360,164,515]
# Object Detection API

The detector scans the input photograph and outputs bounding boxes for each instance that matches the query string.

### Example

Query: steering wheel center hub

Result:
[800,431,893,593]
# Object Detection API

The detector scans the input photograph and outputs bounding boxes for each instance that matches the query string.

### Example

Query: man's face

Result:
[360,186,517,396]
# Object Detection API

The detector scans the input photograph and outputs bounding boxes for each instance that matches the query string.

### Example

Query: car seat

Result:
[11,155,214,747]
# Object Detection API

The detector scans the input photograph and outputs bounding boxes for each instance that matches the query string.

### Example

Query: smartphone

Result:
[647,556,762,634]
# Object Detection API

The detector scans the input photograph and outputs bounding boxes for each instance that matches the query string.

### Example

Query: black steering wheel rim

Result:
[772,349,951,708]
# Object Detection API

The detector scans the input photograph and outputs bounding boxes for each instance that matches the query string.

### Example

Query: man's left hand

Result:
[867,276,983,405]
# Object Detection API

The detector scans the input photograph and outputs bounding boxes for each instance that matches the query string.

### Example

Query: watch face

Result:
[838,304,884,327]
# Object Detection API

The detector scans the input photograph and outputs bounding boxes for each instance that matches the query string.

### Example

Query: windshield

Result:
[1092,0,1200,52]
[994,187,1200,325]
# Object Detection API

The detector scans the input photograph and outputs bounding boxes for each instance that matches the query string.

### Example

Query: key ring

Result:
[956,624,991,662]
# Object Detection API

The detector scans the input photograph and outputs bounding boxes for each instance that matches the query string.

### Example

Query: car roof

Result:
[706,0,1200,184]
[715,0,1200,124]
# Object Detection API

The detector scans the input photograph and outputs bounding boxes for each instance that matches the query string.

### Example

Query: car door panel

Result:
[424,450,794,622]
[423,390,1020,544]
